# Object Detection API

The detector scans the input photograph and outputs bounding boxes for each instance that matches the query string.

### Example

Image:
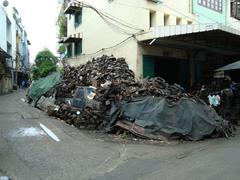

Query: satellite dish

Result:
[3,0,9,7]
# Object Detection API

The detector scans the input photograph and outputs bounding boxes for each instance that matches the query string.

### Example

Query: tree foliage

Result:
[57,0,68,38]
[35,48,57,66]
[57,44,66,55]
[58,15,67,38]
[31,49,57,80]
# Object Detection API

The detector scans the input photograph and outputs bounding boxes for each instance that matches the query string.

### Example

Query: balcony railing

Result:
[64,1,82,15]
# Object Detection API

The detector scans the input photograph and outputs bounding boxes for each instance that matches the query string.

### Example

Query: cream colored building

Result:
[60,0,240,88]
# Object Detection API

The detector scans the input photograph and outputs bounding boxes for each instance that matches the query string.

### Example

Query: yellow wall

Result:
[65,0,195,76]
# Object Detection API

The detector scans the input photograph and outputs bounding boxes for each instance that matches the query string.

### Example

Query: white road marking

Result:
[11,127,46,137]
[0,176,10,180]
[39,123,60,142]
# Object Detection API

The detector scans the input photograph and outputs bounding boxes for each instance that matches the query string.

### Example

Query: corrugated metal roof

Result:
[139,23,240,41]
[216,60,240,71]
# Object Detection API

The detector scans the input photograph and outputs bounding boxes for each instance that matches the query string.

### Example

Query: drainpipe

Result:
[225,0,228,26]
[189,0,192,14]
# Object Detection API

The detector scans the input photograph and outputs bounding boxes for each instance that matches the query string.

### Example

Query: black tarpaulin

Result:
[109,96,230,140]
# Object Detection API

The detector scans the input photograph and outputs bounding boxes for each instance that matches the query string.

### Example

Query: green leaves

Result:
[31,49,57,80]
[58,15,67,38]
[35,48,57,66]
[57,45,66,55]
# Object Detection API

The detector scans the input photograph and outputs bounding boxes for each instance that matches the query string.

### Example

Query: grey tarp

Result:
[109,96,229,140]
[27,72,61,103]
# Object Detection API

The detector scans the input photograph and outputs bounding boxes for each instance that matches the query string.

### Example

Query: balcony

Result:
[147,0,162,3]
[64,1,83,15]
[59,33,82,44]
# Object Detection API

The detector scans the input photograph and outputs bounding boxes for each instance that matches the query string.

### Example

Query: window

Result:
[176,17,182,25]
[74,41,82,56]
[67,44,72,58]
[150,11,156,28]
[198,0,223,12]
[164,14,170,26]
[74,11,82,27]
[231,0,240,20]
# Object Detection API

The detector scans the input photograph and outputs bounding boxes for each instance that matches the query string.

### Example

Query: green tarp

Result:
[27,72,61,102]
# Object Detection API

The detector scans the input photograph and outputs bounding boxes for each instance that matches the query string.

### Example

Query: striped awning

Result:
[59,33,82,43]
[64,1,82,14]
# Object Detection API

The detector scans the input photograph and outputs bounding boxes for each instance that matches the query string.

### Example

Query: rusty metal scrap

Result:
[50,55,233,139]
[54,55,192,128]
[55,55,135,99]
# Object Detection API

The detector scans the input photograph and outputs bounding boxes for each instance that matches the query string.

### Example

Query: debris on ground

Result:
[27,55,234,141]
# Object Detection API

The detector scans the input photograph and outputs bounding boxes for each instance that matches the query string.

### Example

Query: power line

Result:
[81,1,144,32]
[112,1,201,24]
[161,4,201,24]
[93,6,144,31]
[81,3,142,35]
[112,1,240,28]
[82,35,134,56]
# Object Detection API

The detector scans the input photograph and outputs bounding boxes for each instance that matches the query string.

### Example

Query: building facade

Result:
[60,0,240,88]
[0,5,12,94]
[0,4,30,94]
[193,0,227,24]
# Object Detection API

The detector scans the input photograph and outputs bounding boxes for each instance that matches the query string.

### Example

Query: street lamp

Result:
[3,0,9,7]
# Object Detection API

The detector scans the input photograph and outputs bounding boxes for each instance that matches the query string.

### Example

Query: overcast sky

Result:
[8,0,59,64]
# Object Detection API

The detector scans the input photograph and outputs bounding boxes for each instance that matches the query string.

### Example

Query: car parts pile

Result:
[42,55,233,140]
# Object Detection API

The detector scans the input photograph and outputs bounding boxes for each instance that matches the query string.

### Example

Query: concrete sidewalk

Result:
[0,90,239,180]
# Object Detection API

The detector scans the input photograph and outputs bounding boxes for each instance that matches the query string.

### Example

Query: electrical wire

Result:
[79,4,137,35]
[96,8,144,31]
[112,1,201,24]
[62,0,140,56]
[112,1,240,27]
[82,35,134,56]
[156,3,201,24]
[83,4,135,35]
[82,1,144,31]
[72,0,144,34]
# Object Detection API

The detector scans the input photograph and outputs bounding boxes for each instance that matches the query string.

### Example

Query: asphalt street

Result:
[0,90,240,180]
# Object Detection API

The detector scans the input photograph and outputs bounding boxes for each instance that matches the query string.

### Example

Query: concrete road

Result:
[0,90,240,180]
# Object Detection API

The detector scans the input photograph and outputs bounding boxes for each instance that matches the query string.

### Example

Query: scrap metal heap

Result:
[192,80,240,125]
[48,55,233,140]
[54,56,189,126]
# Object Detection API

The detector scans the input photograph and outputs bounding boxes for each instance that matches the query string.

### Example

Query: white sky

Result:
[8,0,60,64]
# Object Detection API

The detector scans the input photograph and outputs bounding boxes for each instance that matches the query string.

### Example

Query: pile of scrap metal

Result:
[29,55,234,141]
[192,78,240,125]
